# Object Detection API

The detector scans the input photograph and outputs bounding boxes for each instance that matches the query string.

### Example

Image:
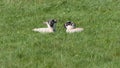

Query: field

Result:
[0,0,120,68]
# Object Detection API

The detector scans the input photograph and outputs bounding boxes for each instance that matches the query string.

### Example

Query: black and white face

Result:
[48,19,57,27]
[64,21,75,29]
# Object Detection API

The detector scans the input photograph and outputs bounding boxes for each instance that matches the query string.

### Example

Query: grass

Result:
[0,0,120,68]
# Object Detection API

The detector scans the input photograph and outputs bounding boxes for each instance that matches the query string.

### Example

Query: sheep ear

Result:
[72,23,76,27]
[50,19,57,23]
[54,19,57,23]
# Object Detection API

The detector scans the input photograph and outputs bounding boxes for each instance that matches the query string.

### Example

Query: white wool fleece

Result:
[66,25,84,33]
[33,22,55,33]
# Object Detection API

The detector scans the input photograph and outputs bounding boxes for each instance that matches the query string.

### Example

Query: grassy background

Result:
[0,0,120,68]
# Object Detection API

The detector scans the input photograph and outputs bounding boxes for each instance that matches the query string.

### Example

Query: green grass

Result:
[0,0,120,68]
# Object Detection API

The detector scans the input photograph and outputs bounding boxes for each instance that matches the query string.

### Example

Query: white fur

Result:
[66,25,84,33]
[33,22,55,33]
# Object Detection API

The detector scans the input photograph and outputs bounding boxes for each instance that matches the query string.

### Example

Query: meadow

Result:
[0,0,120,68]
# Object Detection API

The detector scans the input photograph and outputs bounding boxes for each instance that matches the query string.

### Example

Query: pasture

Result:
[0,0,120,68]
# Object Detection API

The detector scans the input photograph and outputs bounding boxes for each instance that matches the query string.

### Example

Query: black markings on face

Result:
[64,21,75,28]
[48,19,57,27]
